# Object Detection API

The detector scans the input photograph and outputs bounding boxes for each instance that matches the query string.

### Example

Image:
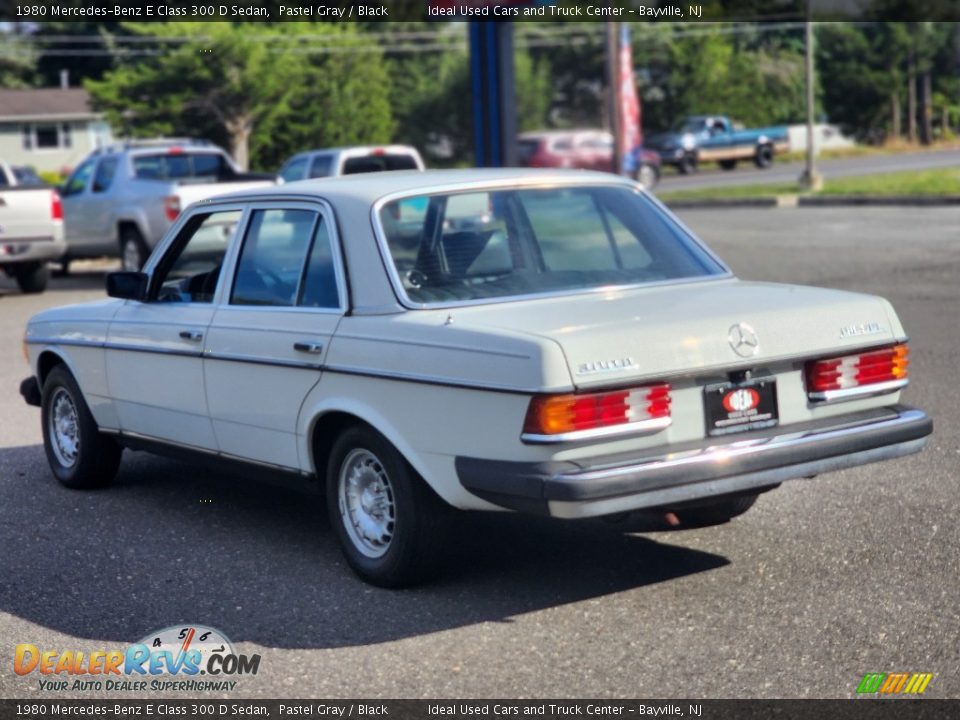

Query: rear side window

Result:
[342,154,419,174]
[231,209,319,307]
[132,152,232,180]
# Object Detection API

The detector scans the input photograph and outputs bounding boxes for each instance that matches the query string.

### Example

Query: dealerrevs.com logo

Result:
[14,625,261,693]
[856,672,934,695]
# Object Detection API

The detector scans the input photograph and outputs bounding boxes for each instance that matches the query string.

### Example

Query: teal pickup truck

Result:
[645,116,790,174]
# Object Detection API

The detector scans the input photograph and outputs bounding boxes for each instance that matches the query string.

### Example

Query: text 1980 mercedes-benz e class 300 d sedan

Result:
[21,169,932,586]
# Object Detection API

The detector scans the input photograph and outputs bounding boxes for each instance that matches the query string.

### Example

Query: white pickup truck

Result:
[60,139,275,272]
[0,161,65,293]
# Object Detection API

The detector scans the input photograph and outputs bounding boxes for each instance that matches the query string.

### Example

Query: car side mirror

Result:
[106,271,148,301]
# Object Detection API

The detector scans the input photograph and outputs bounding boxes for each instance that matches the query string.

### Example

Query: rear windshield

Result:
[132,152,235,181]
[342,154,419,175]
[12,166,46,186]
[378,184,725,306]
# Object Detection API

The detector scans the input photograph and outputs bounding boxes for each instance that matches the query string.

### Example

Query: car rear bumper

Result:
[455,404,932,519]
[0,237,66,265]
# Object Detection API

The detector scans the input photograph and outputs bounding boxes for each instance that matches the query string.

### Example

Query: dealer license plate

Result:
[704,377,779,437]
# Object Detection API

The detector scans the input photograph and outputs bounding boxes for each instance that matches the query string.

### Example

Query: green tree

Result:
[86,23,394,171]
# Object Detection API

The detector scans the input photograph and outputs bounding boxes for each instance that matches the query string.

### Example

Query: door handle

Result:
[179,330,203,342]
[293,341,323,354]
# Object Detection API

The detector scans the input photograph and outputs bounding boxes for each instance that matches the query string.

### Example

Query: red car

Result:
[517,130,661,190]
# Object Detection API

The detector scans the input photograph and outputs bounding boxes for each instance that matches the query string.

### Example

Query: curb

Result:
[662,198,778,209]
[664,195,960,209]
[797,195,960,206]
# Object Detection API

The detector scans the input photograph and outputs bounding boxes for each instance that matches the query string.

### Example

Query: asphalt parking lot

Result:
[1,206,957,699]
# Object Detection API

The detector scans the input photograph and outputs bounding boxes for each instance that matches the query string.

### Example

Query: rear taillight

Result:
[50,191,63,221]
[164,196,181,221]
[522,383,671,441]
[806,344,909,401]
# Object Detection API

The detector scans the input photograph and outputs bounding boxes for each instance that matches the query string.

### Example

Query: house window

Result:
[35,125,59,148]
[21,123,74,151]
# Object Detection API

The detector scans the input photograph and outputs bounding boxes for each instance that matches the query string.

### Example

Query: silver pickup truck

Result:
[0,161,65,293]
[60,139,275,272]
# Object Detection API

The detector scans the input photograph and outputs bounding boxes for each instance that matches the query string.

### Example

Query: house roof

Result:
[0,88,100,122]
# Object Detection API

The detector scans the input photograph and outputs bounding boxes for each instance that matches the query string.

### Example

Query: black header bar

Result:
[2,0,960,22]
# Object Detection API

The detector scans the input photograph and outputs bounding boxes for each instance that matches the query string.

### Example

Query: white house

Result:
[0,88,113,175]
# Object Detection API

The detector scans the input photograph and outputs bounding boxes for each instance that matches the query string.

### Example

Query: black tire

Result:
[677,153,698,175]
[634,163,660,190]
[754,144,774,169]
[14,262,49,294]
[53,257,71,277]
[326,425,452,587]
[718,159,738,171]
[41,365,122,489]
[672,493,758,528]
[120,226,149,272]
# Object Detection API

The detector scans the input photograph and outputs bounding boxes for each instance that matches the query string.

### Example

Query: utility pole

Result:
[799,3,822,191]
[605,20,622,175]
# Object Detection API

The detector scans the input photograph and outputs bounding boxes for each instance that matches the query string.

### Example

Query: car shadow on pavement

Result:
[0,444,729,649]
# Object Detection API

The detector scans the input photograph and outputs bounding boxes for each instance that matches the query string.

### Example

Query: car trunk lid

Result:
[448,279,902,388]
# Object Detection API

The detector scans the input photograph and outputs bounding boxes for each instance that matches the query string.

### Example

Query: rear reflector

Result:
[523,383,671,441]
[806,344,909,400]
[163,196,181,221]
[50,191,63,221]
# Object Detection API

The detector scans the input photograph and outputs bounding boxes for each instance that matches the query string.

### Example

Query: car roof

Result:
[215,168,632,207]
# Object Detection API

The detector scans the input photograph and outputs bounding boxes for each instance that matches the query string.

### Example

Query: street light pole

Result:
[799,3,823,191]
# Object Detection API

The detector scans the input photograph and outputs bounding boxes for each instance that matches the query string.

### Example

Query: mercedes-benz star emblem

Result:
[728,322,760,358]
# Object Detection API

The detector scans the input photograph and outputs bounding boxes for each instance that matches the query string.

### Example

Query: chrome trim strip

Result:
[203,350,321,371]
[332,332,532,359]
[547,437,928,519]
[105,342,202,359]
[119,429,218,456]
[808,379,908,403]
[557,408,928,485]
[521,416,672,444]
[115,429,307,475]
[323,364,537,394]
[368,179,733,311]
[27,337,105,349]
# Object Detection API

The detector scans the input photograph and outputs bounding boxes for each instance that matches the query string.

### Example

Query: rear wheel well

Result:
[311,412,371,484]
[37,351,66,387]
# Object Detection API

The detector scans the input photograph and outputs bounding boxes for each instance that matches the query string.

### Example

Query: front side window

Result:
[377,185,725,306]
[231,209,319,307]
[62,159,94,196]
[153,210,242,303]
